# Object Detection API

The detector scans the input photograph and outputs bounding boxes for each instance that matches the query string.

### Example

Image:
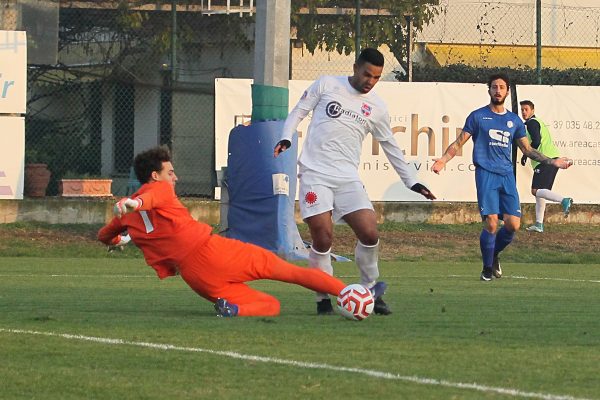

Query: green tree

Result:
[291,0,439,74]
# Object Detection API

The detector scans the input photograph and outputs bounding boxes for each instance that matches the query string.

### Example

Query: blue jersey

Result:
[463,105,526,175]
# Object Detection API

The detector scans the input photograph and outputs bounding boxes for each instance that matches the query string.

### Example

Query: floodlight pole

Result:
[254,0,290,89]
[252,0,290,121]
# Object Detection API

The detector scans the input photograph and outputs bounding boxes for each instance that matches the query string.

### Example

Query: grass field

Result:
[0,223,599,399]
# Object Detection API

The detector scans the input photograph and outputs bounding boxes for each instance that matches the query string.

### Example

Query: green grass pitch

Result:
[0,257,598,399]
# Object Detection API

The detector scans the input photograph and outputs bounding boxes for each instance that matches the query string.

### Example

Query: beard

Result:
[490,95,507,105]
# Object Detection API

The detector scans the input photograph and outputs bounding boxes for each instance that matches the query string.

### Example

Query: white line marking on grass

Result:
[448,274,600,284]
[0,328,594,400]
[0,274,154,278]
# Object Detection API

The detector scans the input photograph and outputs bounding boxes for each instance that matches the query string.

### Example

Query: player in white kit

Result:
[274,48,436,315]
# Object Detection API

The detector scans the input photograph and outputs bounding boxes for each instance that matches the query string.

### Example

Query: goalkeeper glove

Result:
[411,183,436,200]
[108,233,131,252]
[113,198,142,217]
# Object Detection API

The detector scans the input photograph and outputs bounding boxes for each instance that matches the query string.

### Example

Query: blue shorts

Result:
[475,168,521,218]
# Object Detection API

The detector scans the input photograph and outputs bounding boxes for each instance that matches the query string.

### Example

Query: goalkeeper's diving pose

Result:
[98,146,357,317]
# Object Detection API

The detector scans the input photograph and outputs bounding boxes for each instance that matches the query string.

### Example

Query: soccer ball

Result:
[336,284,374,321]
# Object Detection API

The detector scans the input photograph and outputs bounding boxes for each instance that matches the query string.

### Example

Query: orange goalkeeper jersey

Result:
[98,181,212,279]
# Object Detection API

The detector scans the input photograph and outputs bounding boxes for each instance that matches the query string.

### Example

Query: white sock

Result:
[535,197,546,225]
[355,240,380,287]
[536,189,563,203]
[309,247,332,301]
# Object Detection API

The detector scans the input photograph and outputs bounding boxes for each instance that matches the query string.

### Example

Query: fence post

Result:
[536,0,542,84]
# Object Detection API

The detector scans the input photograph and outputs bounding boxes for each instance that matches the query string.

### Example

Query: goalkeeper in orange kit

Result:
[98,146,348,317]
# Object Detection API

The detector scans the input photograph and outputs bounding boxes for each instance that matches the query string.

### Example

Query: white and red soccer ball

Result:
[336,284,374,321]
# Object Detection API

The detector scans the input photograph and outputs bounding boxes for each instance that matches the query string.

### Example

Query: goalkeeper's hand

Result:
[411,183,436,200]
[113,198,141,218]
[108,233,131,252]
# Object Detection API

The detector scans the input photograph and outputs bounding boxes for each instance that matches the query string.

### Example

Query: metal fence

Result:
[11,0,600,197]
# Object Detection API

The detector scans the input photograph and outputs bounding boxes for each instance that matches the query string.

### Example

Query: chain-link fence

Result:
[23,1,256,197]
[9,0,600,197]
[412,1,600,84]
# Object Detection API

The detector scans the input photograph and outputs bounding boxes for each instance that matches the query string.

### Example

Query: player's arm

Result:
[526,119,542,149]
[521,119,541,165]
[431,130,472,174]
[274,80,322,157]
[379,139,436,200]
[113,197,142,218]
[113,181,176,219]
[516,137,572,169]
[98,217,127,246]
[373,110,436,200]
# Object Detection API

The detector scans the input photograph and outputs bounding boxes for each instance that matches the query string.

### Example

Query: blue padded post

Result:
[226,120,307,260]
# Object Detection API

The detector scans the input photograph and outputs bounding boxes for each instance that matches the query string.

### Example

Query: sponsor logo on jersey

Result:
[326,101,343,118]
[488,129,510,148]
[325,101,367,125]
[300,90,308,100]
[361,103,372,117]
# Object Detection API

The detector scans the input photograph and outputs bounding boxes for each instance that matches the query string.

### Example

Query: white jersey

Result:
[281,75,417,188]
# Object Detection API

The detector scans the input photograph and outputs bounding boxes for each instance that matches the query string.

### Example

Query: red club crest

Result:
[304,191,318,205]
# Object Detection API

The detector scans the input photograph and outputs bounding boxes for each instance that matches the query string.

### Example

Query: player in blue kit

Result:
[432,73,572,281]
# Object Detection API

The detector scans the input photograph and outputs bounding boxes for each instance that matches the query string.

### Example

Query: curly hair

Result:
[487,73,510,88]
[133,146,172,184]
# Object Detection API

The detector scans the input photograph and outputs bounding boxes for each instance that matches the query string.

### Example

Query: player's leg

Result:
[267,254,346,296]
[491,174,522,278]
[341,209,379,285]
[179,235,345,317]
[533,163,572,218]
[337,182,390,314]
[224,242,346,315]
[216,283,280,317]
[528,164,556,231]
[476,168,501,281]
[177,235,282,317]
[480,214,499,281]
[299,182,337,314]
[526,186,546,233]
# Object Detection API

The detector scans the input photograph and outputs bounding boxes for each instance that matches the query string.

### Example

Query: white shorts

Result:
[298,179,374,222]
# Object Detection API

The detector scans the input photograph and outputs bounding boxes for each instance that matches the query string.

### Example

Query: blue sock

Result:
[494,226,515,256]
[480,229,496,269]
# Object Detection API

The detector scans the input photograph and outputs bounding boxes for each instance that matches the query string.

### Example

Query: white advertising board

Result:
[0,31,26,200]
[0,31,27,114]
[216,78,504,202]
[515,85,600,204]
[0,117,25,199]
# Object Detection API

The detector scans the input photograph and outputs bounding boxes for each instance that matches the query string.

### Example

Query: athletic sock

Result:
[355,240,380,287]
[536,189,563,203]
[309,247,333,301]
[494,226,515,256]
[534,197,546,224]
[480,229,496,268]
